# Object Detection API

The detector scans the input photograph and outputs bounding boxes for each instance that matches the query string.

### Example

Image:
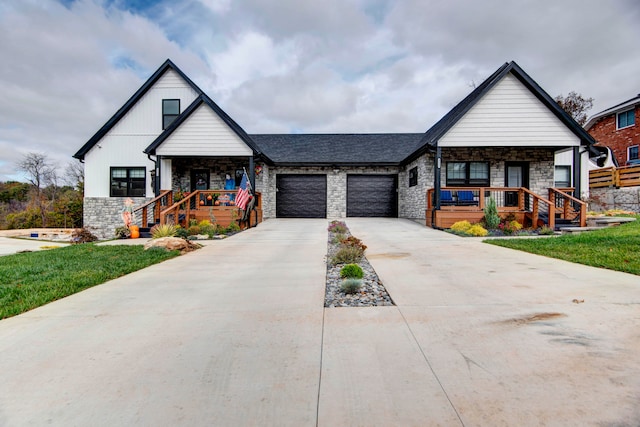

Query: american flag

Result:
[235,170,252,210]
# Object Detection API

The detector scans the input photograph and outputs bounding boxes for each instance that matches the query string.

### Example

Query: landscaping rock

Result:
[144,237,200,253]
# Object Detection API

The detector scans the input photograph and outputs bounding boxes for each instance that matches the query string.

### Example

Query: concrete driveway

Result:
[0,218,639,426]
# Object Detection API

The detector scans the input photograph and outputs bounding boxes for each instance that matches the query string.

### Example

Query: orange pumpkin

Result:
[129,225,140,239]
[214,200,220,206]
[199,199,205,205]
[229,201,235,206]
[207,195,212,200]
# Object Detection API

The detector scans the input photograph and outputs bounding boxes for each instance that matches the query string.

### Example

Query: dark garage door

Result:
[347,174,398,217]
[276,174,327,218]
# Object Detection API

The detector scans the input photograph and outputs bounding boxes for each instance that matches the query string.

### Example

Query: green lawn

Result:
[0,244,179,319]
[485,216,640,276]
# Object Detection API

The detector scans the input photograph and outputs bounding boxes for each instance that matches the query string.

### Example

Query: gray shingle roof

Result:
[249,133,424,166]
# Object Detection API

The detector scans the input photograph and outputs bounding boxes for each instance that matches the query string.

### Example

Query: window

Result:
[617,109,635,129]
[629,145,639,163]
[554,166,571,188]
[446,161,489,186]
[110,167,146,197]
[162,99,180,129]
[408,166,418,187]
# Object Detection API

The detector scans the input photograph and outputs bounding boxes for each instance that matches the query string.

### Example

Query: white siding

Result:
[156,104,253,156]
[440,74,580,148]
[83,69,199,197]
[160,158,172,190]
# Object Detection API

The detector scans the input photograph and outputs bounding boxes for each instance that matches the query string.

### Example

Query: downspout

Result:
[249,156,255,191]
[572,146,581,199]
[147,153,159,197]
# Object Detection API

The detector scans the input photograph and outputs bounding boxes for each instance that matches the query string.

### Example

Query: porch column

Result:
[434,145,442,209]
[249,156,255,191]
[572,146,581,198]
[160,157,172,190]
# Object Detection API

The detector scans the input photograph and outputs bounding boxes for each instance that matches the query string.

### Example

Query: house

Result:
[74,60,597,238]
[584,94,640,166]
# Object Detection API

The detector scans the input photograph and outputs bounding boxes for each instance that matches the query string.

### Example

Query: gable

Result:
[155,103,253,156]
[439,73,579,148]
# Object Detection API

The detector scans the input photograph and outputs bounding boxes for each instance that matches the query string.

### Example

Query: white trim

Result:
[628,145,639,162]
[616,108,636,130]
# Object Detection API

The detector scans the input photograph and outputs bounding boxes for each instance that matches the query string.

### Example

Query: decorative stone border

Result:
[325,223,394,308]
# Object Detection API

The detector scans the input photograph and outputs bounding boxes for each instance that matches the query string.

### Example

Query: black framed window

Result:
[446,161,489,186]
[110,167,146,197]
[162,99,180,129]
[617,109,635,130]
[629,145,639,163]
[408,166,418,187]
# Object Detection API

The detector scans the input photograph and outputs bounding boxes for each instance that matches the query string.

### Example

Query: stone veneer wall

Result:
[262,166,401,219]
[83,196,151,240]
[440,147,555,196]
[398,155,434,220]
[589,187,640,212]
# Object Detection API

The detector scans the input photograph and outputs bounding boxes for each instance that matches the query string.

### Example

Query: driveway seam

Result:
[316,306,327,427]
[396,306,466,427]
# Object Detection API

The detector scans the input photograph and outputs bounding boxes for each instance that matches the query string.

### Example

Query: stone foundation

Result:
[83,197,151,240]
[589,187,640,212]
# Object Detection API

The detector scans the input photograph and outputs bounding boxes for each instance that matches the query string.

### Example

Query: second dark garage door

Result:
[276,174,327,218]
[347,174,398,217]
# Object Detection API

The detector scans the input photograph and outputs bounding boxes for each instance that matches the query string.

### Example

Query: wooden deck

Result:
[426,187,586,230]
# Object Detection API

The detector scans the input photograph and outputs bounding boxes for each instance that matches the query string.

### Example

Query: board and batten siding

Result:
[155,104,253,156]
[83,69,199,197]
[440,73,580,148]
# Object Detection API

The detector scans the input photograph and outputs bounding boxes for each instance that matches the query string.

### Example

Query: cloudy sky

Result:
[1,0,639,181]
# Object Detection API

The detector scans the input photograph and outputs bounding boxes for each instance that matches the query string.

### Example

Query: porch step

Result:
[139,227,152,238]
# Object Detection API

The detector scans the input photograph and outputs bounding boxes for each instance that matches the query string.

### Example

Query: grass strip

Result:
[0,244,179,319]
[485,216,640,276]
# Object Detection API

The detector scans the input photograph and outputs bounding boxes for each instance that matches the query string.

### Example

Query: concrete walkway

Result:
[0,218,639,426]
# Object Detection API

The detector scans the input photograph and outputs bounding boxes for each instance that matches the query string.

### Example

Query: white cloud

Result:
[0,0,639,181]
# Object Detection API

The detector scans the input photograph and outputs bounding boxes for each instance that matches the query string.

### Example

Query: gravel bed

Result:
[325,225,394,308]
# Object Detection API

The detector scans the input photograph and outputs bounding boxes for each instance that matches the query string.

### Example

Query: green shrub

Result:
[467,224,488,237]
[187,225,201,236]
[151,224,177,238]
[538,226,555,235]
[450,220,472,233]
[483,197,500,229]
[332,245,364,265]
[224,222,241,234]
[175,226,189,239]
[340,263,364,279]
[332,233,346,244]
[340,278,363,294]
[114,226,130,239]
[197,219,217,236]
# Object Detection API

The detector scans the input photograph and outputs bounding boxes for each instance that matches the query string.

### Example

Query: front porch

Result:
[426,187,586,230]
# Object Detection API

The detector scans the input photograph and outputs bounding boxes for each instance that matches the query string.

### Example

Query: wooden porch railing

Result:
[133,190,173,228]
[549,188,587,227]
[589,164,640,188]
[426,187,556,229]
[159,190,262,228]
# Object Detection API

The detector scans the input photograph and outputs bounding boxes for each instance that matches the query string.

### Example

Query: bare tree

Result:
[64,160,85,194]
[17,152,57,227]
[555,92,594,126]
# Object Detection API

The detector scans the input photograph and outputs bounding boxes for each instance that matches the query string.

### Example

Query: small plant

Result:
[332,233,346,244]
[71,227,97,244]
[450,220,472,233]
[340,235,367,252]
[114,226,131,239]
[483,197,500,229]
[150,223,177,238]
[500,220,523,235]
[187,225,201,236]
[332,245,364,265]
[538,226,555,235]
[340,263,364,279]
[175,226,189,239]
[224,222,241,234]
[340,278,363,294]
[198,219,217,236]
[328,220,347,234]
[467,224,488,237]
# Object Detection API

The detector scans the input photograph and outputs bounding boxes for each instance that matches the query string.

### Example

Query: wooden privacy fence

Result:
[589,165,640,188]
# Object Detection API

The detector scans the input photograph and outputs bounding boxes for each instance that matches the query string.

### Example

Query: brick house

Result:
[585,94,640,166]
[74,60,597,237]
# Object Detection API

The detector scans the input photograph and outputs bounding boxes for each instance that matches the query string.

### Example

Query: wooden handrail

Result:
[159,189,261,226]
[133,190,172,227]
[549,187,587,227]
